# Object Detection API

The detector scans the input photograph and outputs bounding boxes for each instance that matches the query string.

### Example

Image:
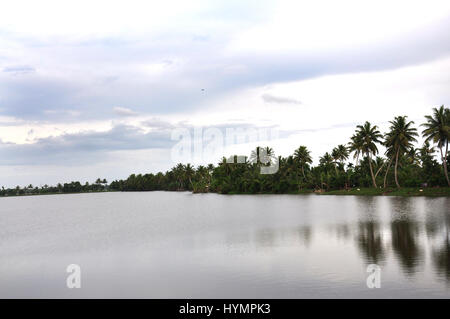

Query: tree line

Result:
[0,178,108,197]
[1,106,449,196]
[110,105,449,193]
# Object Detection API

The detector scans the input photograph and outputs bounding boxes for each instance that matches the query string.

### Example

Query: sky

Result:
[1,0,450,187]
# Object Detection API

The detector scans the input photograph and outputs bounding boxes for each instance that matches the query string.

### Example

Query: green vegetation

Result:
[1,106,449,198]
[0,179,108,197]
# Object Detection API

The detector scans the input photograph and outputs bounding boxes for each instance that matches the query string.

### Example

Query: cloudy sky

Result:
[1,0,450,187]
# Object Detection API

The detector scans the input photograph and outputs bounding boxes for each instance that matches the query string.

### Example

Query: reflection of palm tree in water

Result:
[391,219,423,276]
[433,233,450,282]
[432,210,450,282]
[357,221,385,265]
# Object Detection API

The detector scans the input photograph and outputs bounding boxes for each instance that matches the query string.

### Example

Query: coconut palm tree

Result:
[318,152,334,189]
[419,141,435,158]
[348,133,363,165]
[383,147,395,188]
[384,116,418,188]
[422,105,450,186]
[373,156,386,180]
[293,145,312,180]
[207,163,215,184]
[173,163,185,190]
[319,152,334,169]
[250,146,275,165]
[184,164,195,188]
[353,121,383,187]
[406,147,420,166]
[196,165,208,179]
[336,144,349,164]
[331,147,340,175]
[332,144,349,175]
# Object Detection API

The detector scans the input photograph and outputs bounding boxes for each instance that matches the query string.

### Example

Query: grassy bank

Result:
[322,187,450,197]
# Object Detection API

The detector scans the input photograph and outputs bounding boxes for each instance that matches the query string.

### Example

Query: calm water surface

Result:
[0,192,449,298]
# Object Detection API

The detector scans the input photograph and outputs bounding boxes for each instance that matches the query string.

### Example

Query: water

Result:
[0,192,449,298]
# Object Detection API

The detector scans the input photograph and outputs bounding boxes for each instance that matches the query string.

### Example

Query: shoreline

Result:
[1,187,449,199]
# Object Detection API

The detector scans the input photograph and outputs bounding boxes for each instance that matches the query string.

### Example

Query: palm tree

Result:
[250,146,275,165]
[293,145,312,180]
[249,147,262,164]
[353,122,382,187]
[196,165,208,180]
[373,156,386,180]
[184,164,195,188]
[383,147,395,188]
[422,105,450,186]
[336,144,349,164]
[319,152,333,189]
[331,147,340,175]
[419,140,435,158]
[384,116,418,188]
[332,144,349,175]
[348,133,363,165]
[173,163,185,190]
[207,163,215,184]
[319,152,334,168]
[406,147,420,166]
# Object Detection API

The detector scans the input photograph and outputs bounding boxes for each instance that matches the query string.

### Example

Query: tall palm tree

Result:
[331,147,340,175]
[293,145,312,179]
[384,116,418,188]
[422,105,450,186]
[348,133,363,165]
[353,121,383,187]
[383,147,395,188]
